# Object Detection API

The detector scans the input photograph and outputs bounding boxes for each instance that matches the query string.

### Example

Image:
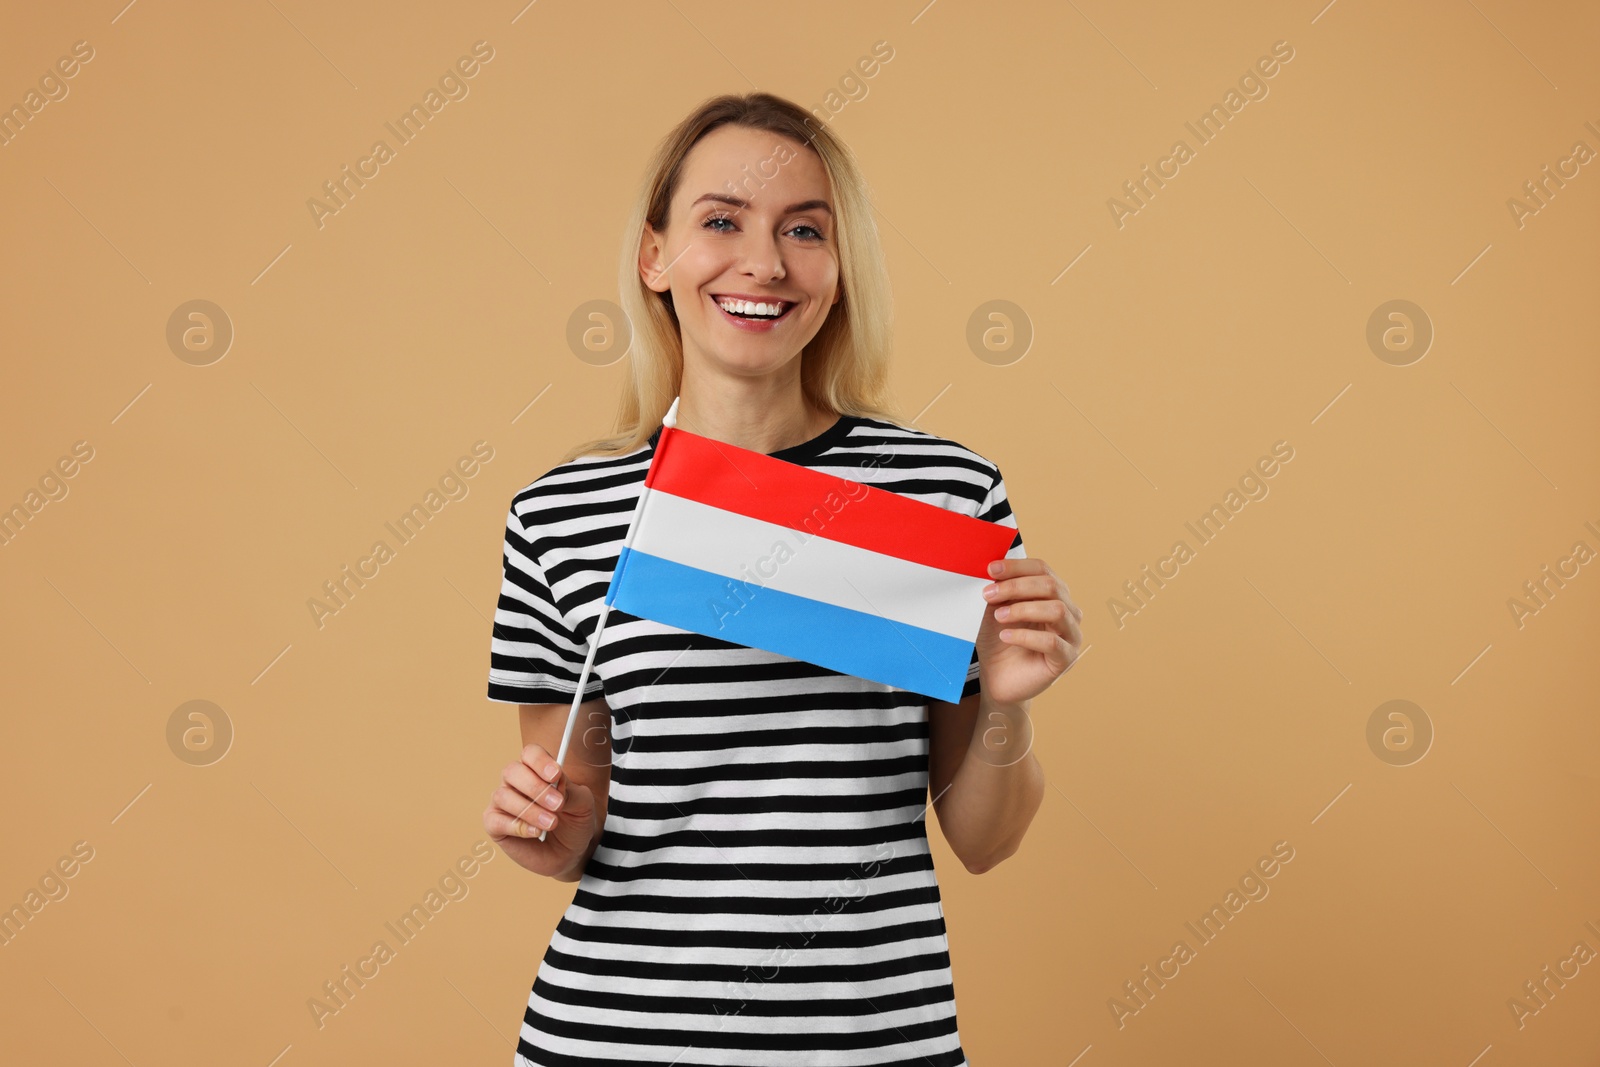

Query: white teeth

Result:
[716,297,787,318]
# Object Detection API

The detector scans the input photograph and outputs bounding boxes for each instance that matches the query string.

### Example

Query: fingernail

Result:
[982,583,997,598]
[996,606,1009,620]
[988,561,1003,577]
[541,791,562,810]
[536,811,555,828]
[544,762,559,778]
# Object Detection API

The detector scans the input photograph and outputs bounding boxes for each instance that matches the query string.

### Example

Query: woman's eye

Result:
[700,215,825,241]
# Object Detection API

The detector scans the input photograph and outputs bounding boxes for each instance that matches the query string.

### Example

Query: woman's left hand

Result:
[973,557,1082,706]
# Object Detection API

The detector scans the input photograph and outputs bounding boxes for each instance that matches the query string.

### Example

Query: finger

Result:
[1055,578,1082,621]
[988,557,1046,580]
[992,604,1075,649]
[502,788,564,832]
[993,597,1072,626]
[503,761,564,812]
[493,786,559,832]
[995,604,1080,649]
[987,563,1082,620]
[485,805,548,840]
[1009,580,1080,630]
[521,744,563,784]
[984,572,1056,604]
[511,749,566,812]
[1063,607,1083,648]
[999,625,1073,664]
[1064,594,1083,623]
[493,783,541,824]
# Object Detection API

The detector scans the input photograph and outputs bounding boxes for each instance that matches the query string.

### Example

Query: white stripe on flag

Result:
[631,489,989,641]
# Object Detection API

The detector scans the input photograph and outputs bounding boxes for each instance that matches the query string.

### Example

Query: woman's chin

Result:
[691,341,805,373]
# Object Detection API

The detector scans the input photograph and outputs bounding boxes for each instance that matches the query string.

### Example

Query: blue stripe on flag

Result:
[611,547,972,703]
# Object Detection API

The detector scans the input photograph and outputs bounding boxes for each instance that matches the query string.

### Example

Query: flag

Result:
[603,405,1018,702]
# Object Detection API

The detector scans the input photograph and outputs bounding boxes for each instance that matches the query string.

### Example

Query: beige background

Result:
[2,1,1597,1064]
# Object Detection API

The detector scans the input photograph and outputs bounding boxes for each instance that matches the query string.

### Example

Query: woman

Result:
[483,91,1081,1066]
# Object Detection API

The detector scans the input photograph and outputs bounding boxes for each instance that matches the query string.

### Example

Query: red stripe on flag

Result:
[647,426,1015,578]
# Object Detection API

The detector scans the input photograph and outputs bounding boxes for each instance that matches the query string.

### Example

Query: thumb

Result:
[545,778,596,847]
[557,777,594,818]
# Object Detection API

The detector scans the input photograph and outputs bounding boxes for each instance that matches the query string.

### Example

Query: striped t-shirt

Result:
[486,412,1026,1067]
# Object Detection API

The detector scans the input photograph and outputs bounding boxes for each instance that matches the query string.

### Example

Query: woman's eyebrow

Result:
[691,192,833,215]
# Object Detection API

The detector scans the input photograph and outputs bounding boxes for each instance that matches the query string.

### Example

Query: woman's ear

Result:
[639,223,671,294]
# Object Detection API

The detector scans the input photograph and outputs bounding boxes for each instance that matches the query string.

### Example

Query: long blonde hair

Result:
[559,92,902,463]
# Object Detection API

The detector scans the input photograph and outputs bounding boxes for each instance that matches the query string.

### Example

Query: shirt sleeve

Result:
[486,501,605,705]
[959,465,1027,702]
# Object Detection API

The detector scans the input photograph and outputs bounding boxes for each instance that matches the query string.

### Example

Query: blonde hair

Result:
[559,91,902,463]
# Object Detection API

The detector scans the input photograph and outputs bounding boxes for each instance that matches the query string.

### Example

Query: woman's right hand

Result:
[483,743,601,879]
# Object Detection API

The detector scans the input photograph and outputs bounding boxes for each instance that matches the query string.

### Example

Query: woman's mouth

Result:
[710,294,796,333]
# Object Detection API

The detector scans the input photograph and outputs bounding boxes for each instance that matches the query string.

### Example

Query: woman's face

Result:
[641,124,841,380]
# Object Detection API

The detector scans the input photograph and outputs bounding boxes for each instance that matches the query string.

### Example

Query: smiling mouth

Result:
[710,295,796,322]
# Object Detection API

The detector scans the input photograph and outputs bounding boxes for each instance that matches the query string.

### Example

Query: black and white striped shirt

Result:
[487,413,1026,1067]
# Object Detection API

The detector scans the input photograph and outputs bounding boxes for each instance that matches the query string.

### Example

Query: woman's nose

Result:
[736,231,785,281]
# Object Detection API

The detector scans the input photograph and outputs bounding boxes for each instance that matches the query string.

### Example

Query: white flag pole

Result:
[536,395,679,842]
